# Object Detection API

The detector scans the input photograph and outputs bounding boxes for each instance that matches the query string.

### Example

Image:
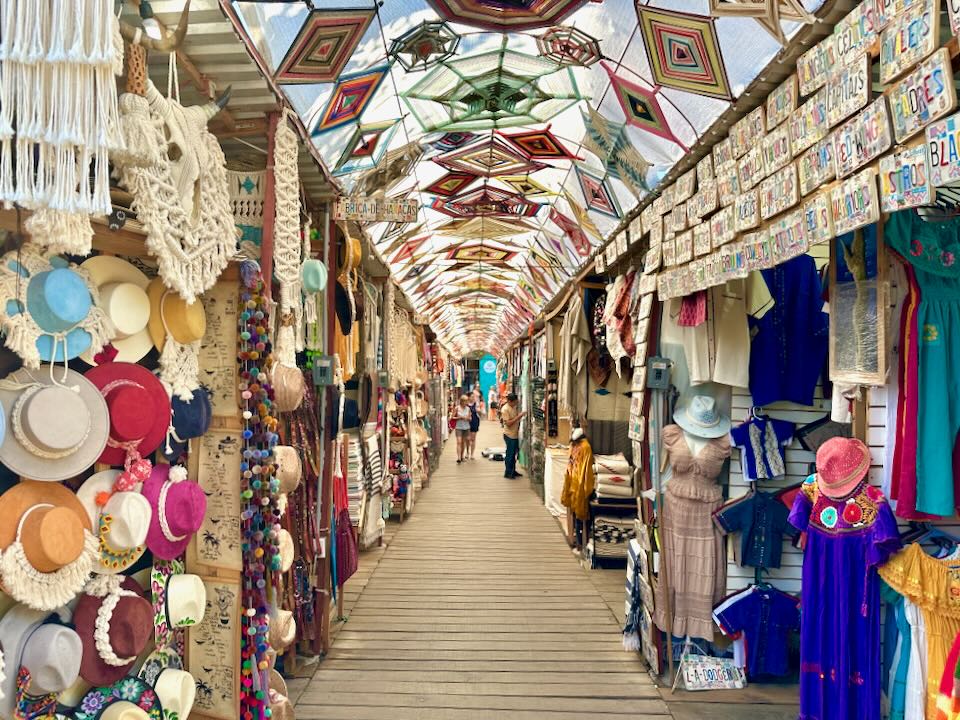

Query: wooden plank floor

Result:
[293,421,798,719]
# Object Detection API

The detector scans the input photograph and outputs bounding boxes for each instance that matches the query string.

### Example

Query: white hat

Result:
[278,529,294,573]
[166,574,206,627]
[79,256,152,365]
[673,394,731,439]
[0,604,46,714]
[76,470,152,574]
[154,669,196,719]
[101,701,150,719]
[20,623,83,695]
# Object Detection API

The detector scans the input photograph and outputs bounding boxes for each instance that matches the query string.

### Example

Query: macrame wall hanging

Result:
[117,70,237,305]
[271,109,304,364]
[227,169,267,260]
[0,0,125,255]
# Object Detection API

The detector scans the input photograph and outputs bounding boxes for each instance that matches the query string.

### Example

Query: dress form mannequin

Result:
[682,429,710,457]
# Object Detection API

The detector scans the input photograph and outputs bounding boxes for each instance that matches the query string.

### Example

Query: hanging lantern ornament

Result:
[388,20,461,72]
[536,25,603,67]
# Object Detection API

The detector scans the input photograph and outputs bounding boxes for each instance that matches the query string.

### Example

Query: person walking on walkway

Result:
[500,392,525,478]
[455,395,471,464]
[467,397,480,460]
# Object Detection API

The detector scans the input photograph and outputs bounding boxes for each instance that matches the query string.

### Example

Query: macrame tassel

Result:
[159,338,201,401]
[622,630,641,652]
[24,208,93,255]
[80,299,116,361]
[112,93,158,169]
[1,312,40,368]
[111,14,124,77]
[0,531,98,611]
[274,323,297,368]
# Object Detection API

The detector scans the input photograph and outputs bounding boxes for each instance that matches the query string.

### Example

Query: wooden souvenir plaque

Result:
[767,75,798,129]
[880,145,933,212]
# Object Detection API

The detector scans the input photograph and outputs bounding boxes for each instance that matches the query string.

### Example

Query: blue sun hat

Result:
[162,385,213,461]
[0,249,114,368]
[301,258,328,294]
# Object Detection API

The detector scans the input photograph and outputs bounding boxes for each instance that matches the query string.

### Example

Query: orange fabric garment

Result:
[561,436,595,521]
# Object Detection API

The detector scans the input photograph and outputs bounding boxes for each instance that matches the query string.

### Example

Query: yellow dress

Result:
[561,437,595,521]
[880,543,960,720]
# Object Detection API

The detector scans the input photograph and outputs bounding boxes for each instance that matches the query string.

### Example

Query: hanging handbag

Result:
[335,507,358,585]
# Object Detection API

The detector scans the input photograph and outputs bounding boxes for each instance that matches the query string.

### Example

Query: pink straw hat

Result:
[141,464,206,560]
[815,437,871,499]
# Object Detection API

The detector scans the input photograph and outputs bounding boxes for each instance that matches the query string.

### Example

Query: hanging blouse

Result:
[713,585,800,678]
[713,490,793,569]
[731,417,795,482]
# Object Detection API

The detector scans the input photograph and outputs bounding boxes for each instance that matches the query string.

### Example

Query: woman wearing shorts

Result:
[467,397,480,460]
[455,395,471,464]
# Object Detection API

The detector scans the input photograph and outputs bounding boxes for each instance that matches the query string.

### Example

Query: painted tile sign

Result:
[831,168,880,235]
[950,0,960,36]
[832,98,892,178]
[878,0,938,84]
[798,35,834,96]
[762,124,793,176]
[926,112,960,186]
[825,53,870,127]
[804,192,835,246]
[759,164,799,221]
[767,75,798,129]
[888,47,956,143]
[790,89,828,156]
[798,137,836,198]
[879,145,932,212]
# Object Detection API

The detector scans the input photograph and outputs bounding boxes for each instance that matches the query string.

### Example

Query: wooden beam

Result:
[210,116,267,139]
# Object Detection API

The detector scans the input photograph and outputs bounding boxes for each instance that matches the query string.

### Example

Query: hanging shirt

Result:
[881,581,912,720]
[713,585,800,678]
[730,417,796,482]
[713,490,793,569]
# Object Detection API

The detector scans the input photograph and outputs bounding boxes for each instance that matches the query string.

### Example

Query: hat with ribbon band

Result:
[141,464,207,561]
[815,436,872,499]
[0,605,71,716]
[13,624,84,720]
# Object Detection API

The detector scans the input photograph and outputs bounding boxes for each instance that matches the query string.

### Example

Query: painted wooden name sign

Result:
[949,0,960,36]
[832,97,892,178]
[798,35,835,96]
[697,155,714,185]
[694,223,712,257]
[833,0,882,68]
[831,168,880,235]
[769,209,809,263]
[676,169,696,202]
[825,53,870,127]
[925,111,960,186]
[675,230,693,265]
[760,164,799,221]
[641,205,658,236]
[662,236,677,266]
[671,203,687,232]
[767,75,798,129]
[335,195,418,222]
[888,47,956,143]
[710,205,736,248]
[735,189,760,232]
[762,124,793,176]
[717,163,740,207]
[879,0,938,84]
[804,192,835,246]
[798,137,836,198]
[741,230,773,271]
[731,106,766,160]
[879,145,932,212]
[713,137,734,170]
[790,89,828,156]
[738,145,765,191]
[689,180,718,221]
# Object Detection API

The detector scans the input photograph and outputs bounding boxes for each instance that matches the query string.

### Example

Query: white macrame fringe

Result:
[0,530,97,611]
[24,207,94,255]
[112,93,160,169]
[159,337,201,402]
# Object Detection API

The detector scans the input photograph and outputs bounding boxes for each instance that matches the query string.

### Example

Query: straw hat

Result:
[140,464,206,560]
[145,279,206,351]
[153,668,196,719]
[269,668,288,697]
[76,470,151,574]
[85,362,171,466]
[162,573,207,628]
[269,690,295,720]
[273,446,302,494]
[301,258,328,294]
[79,257,153,365]
[673,394,731,439]
[0,481,97,610]
[816,437,871,499]
[269,609,296,652]
[272,364,305,413]
[74,575,153,686]
[278,529,294,573]
[136,645,182,687]
[0,367,109,481]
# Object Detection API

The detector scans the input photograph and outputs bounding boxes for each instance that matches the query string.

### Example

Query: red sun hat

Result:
[74,575,153,686]
[141,464,207,560]
[85,362,171,466]
[815,436,871,499]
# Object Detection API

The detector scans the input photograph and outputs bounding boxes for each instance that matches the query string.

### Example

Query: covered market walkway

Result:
[292,421,796,720]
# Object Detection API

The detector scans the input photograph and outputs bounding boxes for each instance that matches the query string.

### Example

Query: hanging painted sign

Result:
[832,97,892,178]
[629,216,643,245]
[643,243,662,274]
[662,183,676,208]
[335,195,418,223]
[689,180,718,220]
[671,203,687,232]
[798,137,837,197]
[676,169,696,201]
[767,75,798,129]
[880,145,933,211]
[717,163,740,207]
[888,47,956,143]
[649,214,663,245]
[675,230,693,265]
[949,0,960,36]
[798,34,835,96]
[878,0,938,84]
[833,1,882,68]
[731,106,766,160]
[741,231,773,271]
[694,224,712,257]
[804,191,836,245]
[641,204,659,235]
[759,163,799,221]
[710,205,736,248]
[662,236,677,266]
[652,194,667,216]
[595,253,606,274]
[738,145,765,190]
[762,124,793,175]
[697,155,715,185]
[876,0,927,28]
[825,52,870,127]
[769,209,809,263]
[790,89,828,156]
[926,111,960,185]
[735,189,760,232]
[605,243,617,267]
[713,136,734,169]
[616,233,629,257]
[831,167,880,235]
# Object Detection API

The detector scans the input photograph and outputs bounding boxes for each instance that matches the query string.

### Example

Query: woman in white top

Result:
[455,395,471,464]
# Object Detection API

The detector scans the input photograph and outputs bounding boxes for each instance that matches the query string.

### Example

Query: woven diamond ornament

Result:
[708,0,814,45]
[426,0,592,31]
[275,8,375,84]
[580,105,651,195]
[499,175,559,198]
[333,119,400,176]
[575,166,622,219]
[638,6,731,100]
[434,135,548,177]
[601,61,689,151]
[499,126,581,160]
[446,244,519,263]
[537,25,603,66]
[430,186,542,218]
[423,172,479,197]
[388,20,461,72]
[311,65,389,135]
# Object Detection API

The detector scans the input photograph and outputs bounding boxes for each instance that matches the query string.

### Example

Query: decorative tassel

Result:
[112,93,159,169]
[622,630,641,652]
[24,208,93,255]
[159,337,201,401]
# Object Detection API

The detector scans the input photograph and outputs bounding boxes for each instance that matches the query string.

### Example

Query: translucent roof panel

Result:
[231,0,822,355]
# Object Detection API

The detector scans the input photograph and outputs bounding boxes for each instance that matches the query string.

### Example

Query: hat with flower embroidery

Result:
[76,470,152,575]
[72,676,161,720]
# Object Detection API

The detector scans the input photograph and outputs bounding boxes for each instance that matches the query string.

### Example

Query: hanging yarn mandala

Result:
[236,262,281,720]
[118,81,237,304]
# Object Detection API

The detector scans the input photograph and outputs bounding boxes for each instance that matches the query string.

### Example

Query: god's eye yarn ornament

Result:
[237,261,281,720]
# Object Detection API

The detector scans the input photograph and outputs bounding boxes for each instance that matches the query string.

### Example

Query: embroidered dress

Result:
[713,585,800,678]
[789,478,900,720]
[653,425,730,641]
[880,543,960,720]
[730,417,795,482]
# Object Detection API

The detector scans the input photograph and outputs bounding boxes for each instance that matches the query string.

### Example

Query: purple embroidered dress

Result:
[789,477,901,720]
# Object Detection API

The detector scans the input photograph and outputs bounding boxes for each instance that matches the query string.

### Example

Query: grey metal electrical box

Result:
[646,356,671,390]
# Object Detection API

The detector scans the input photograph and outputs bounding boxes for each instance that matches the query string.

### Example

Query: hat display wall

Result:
[85,362,171,467]
[0,481,98,611]
[0,367,109,481]
[76,471,151,574]
[673,394,731,439]
[815,436,871,499]
[0,250,115,369]
[74,575,153,686]
[141,464,207,560]
[146,279,206,402]
[73,676,162,720]
[163,386,212,461]
[79,257,153,365]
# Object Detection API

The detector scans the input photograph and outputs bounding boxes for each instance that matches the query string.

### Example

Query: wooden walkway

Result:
[293,420,668,719]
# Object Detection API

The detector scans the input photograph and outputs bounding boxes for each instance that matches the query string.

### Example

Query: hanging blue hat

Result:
[163,386,213,461]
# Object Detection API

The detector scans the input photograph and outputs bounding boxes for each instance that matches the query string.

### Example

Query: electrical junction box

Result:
[646,357,672,390]
[312,355,334,386]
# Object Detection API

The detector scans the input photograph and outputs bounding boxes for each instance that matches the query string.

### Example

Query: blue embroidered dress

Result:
[789,477,901,720]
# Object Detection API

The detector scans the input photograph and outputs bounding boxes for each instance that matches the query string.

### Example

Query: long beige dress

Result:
[653,424,731,641]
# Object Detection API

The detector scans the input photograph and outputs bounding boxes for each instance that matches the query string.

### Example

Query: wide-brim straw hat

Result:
[79,256,153,365]
[269,609,296,652]
[673,394,731,439]
[146,279,206,350]
[272,363,305,413]
[278,529,294,573]
[273,446,302,494]
[816,436,871,499]
[0,367,109,481]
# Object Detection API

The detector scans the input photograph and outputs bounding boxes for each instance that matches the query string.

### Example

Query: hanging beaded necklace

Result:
[237,261,281,720]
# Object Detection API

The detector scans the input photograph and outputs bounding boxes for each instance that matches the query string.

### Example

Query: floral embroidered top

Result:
[731,417,795,483]
[886,209,960,277]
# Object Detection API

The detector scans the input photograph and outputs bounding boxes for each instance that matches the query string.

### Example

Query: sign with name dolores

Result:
[888,47,956,144]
